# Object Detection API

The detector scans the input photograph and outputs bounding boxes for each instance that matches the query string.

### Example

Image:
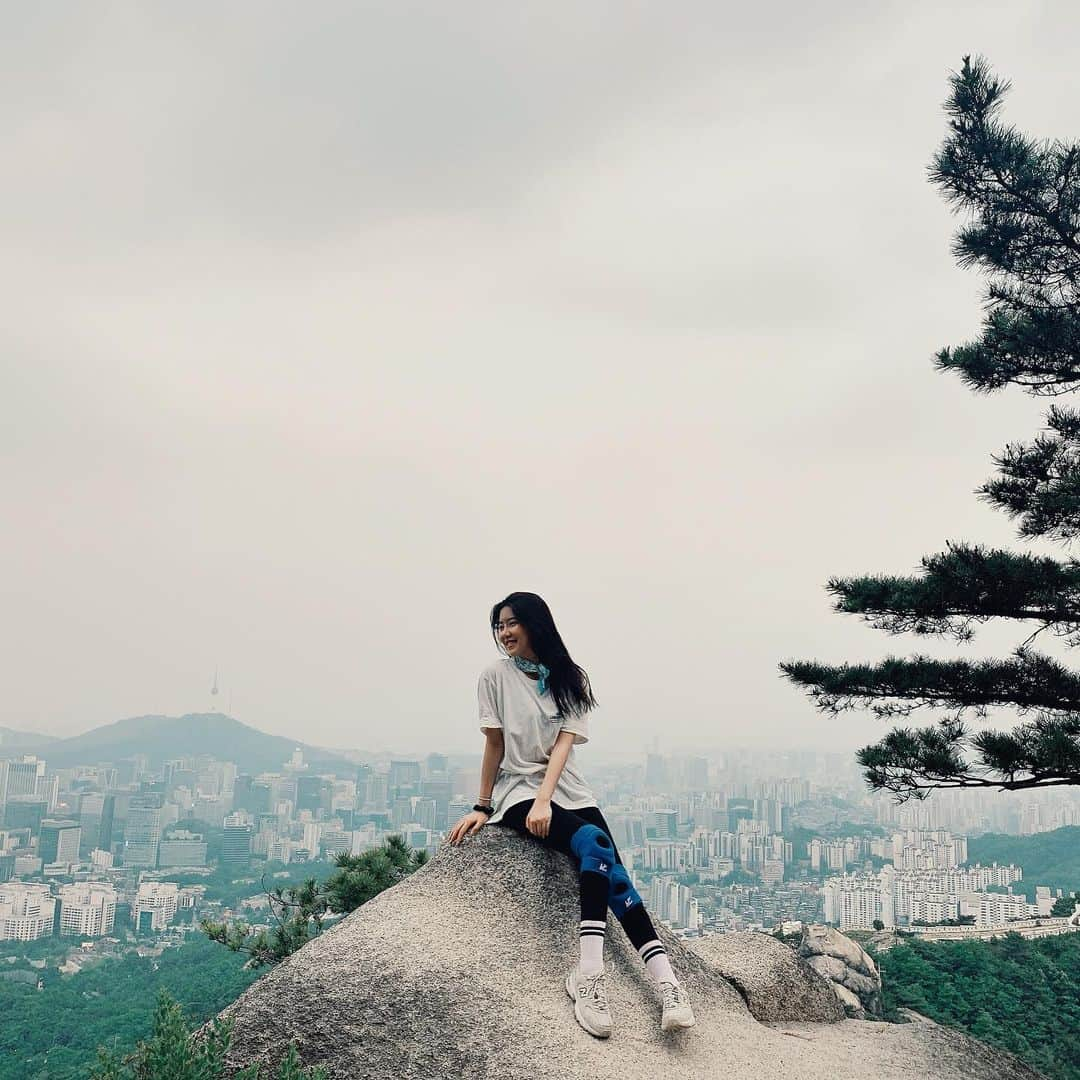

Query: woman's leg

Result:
[571,807,680,988]
[496,801,693,1032]
[497,800,614,976]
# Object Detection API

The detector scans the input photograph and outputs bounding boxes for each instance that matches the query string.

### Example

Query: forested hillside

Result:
[968,827,1080,898]
[877,932,1080,1080]
[0,935,259,1080]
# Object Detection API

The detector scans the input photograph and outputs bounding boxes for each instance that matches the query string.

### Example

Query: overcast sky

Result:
[4,2,1080,757]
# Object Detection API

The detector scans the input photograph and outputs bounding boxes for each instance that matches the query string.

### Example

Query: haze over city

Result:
[5,3,1080,755]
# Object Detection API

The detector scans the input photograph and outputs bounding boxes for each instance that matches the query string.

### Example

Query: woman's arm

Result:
[525,730,576,838]
[478,726,505,803]
[448,728,504,845]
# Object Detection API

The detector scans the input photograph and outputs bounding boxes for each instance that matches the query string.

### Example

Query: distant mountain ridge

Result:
[9,713,351,774]
[0,726,58,749]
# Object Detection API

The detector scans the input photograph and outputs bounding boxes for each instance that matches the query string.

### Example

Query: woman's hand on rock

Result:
[447,811,489,845]
[526,797,552,839]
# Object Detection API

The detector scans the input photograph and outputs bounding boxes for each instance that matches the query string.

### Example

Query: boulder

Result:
[687,931,844,1023]
[798,924,883,1017]
[208,828,1044,1079]
[831,983,864,1013]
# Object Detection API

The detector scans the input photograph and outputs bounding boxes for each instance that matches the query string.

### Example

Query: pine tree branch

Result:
[825,542,1080,641]
[780,649,1080,717]
[857,712,1080,799]
[979,405,1080,540]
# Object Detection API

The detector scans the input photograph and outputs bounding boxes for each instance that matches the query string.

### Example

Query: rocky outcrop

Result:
[687,931,844,1023]
[209,828,1045,1080]
[797,924,883,1018]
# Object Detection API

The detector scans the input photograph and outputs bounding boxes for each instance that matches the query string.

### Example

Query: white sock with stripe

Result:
[639,939,677,985]
[579,919,606,975]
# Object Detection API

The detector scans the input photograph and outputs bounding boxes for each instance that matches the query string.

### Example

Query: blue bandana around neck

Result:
[512,654,550,695]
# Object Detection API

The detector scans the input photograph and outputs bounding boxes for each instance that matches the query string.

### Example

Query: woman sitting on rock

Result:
[448,590,695,1039]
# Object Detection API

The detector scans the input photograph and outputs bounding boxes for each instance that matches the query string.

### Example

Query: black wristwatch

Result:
[473,803,494,816]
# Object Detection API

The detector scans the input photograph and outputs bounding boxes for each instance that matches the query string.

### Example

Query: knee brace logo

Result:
[598,862,608,872]
[608,863,643,917]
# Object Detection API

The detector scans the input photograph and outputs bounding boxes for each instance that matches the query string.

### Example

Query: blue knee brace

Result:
[608,863,643,919]
[569,824,615,876]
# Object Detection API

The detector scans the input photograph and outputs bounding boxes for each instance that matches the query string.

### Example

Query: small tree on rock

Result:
[203,835,428,967]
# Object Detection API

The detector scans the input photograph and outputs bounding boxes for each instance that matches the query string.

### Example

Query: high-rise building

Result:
[420,780,452,831]
[0,757,47,806]
[403,826,432,852]
[320,829,353,858]
[354,765,373,808]
[753,798,784,833]
[682,757,709,791]
[296,776,331,815]
[233,775,272,815]
[115,756,150,786]
[761,859,785,885]
[2,798,48,835]
[412,798,437,831]
[646,875,701,930]
[426,753,448,776]
[78,793,115,856]
[391,796,414,829]
[58,883,117,937]
[0,883,55,941]
[123,795,164,868]
[388,761,421,796]
[645,753,669,791]
[233,774,256,812]
[649,809,678,840]
[222,813,254,865]
[158,830,208,867]
[726,798,754,833]
[365,773,389,809]
[135,881,178,932]
[39,820,81,867]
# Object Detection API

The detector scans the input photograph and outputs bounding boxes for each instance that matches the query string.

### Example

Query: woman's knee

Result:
[569,823,615,876]
[608,862,644,918]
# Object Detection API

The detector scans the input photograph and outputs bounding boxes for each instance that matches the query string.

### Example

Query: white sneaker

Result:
[565,964,613,1038]
[659,980,695,1032]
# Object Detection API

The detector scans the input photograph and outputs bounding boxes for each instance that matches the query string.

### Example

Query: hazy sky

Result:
[4,2,1080,756]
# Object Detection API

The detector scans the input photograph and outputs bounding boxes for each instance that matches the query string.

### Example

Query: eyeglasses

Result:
[494,619,520,633]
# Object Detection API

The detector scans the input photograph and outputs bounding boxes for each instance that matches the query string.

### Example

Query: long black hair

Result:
[489,591,598,719]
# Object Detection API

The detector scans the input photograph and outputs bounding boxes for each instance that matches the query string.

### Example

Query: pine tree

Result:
[781,56,1080,800]
[202,834,429,966]
[90,990,329,1079]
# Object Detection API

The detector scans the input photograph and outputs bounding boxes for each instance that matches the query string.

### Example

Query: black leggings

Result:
[496,798,663,955]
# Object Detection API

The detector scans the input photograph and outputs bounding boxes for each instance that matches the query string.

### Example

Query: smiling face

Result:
[496,605,539,662]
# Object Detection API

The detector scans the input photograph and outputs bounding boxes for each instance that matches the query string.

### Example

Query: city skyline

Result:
[3,734,1077,941]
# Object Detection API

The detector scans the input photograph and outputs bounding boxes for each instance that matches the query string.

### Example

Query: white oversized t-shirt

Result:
[477,656,597,824]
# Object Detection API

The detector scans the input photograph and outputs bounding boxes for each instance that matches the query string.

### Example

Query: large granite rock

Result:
[797,924,883,1018]
[687,931,844,1023]
[209,828,1044,1080]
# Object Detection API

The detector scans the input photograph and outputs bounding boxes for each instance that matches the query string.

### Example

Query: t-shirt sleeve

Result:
[478,668,502,732]
[559,708,589,746]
